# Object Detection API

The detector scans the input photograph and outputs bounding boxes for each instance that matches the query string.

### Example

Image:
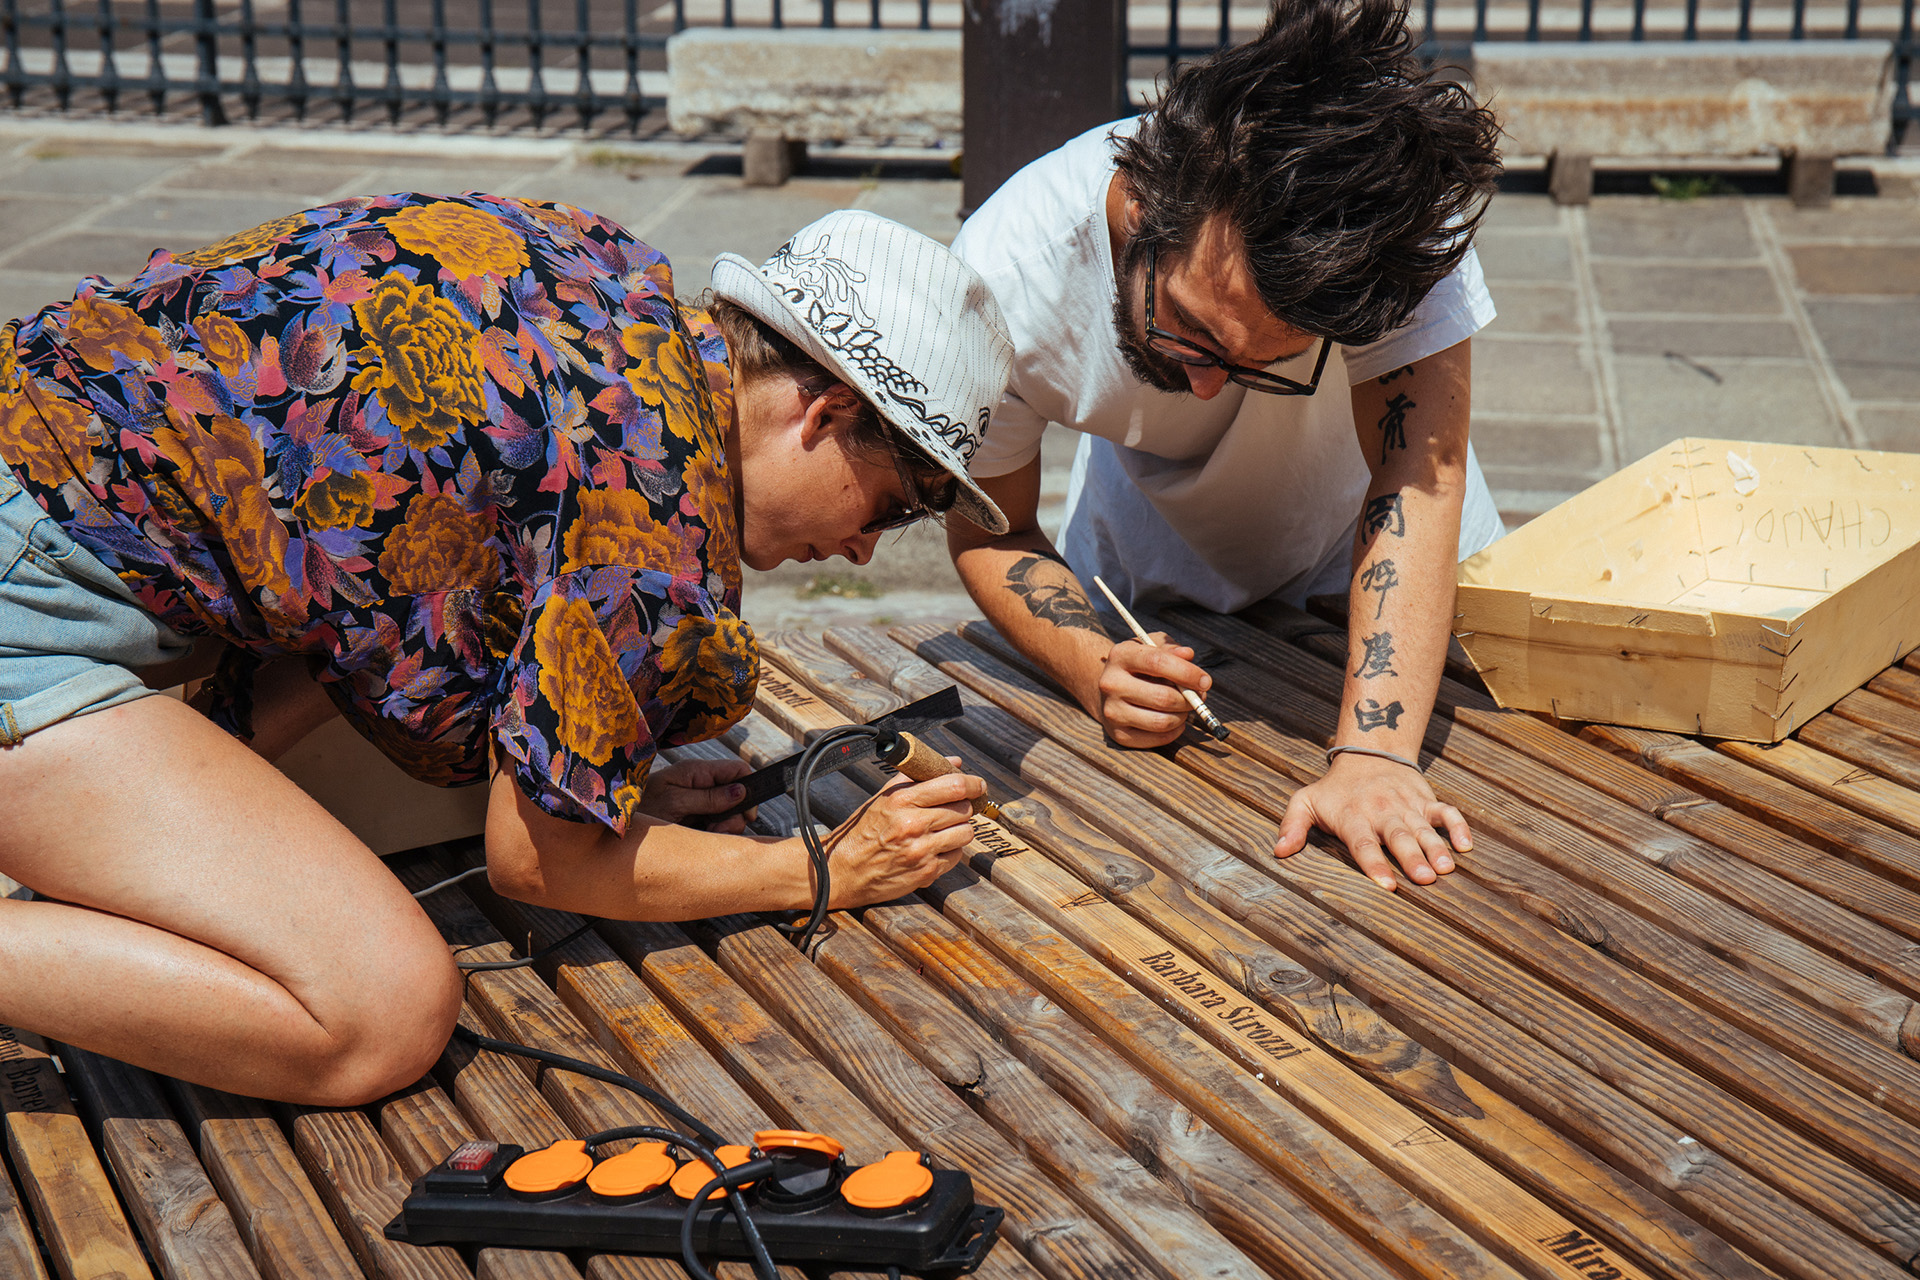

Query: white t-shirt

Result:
[950,117,1504,614]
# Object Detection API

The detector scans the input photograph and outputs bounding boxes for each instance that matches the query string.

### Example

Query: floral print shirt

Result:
[0,193,759,833]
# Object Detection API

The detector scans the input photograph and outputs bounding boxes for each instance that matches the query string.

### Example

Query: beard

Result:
[1109,242,1193,394]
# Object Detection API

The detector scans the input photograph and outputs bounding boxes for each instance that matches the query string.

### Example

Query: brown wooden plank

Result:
[375,1078,581,1280]
[287,1106,468,1280]
[60,1045,259,1280]
[1235,605,1920,949]
[1873,663,1920,706]
[894,620,1912,1280]
[1,1028,148,1280]
[956,617,1920,1254]
[757,635,1637,1280]
[166,1079,364,1280]
[1585,725,1920,894]
[1720,736,1920,840]
[1831,686,1920,752]
[0,1096,49,1280]
[1800,713,1920,791]
[822,625,1783,1280]
[696,914,1192,1280]
[817,905,1404,1280]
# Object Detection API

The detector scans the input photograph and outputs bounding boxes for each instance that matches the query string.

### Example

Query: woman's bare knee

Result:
[298,947,462,1106]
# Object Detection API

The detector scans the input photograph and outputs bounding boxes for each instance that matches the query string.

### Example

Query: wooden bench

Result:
[1472,39,1896,206]
[666,28,961,185]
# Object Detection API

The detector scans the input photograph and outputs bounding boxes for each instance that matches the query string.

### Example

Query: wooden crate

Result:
[1455,437,1920,740]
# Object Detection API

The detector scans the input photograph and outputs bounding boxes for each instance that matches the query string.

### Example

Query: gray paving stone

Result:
[1471,415,1606,475]
[1767,201,1920,243]
[0,196,92,252]
[345,161,567,199]
[1478,193,1561,231]
[500,170,702,237]
[1587,198,1757,260]
[4,233,170,284]
[92,194,315,238]
[1610,317,1803,359]
[1787,245,1920,296]
[1613,355,1843,456]
[1805,299,1920,401]
[645,176,872,293]
[852,178,964,246]
[1470,338,1598,414]
[1472,230,1573,283]
[3,153,198,195]
[162,158,379,199]
[1859,406,1920,453]
[1593,262,1781,316]
[1481,283,1581,337]
[0,272,79,322]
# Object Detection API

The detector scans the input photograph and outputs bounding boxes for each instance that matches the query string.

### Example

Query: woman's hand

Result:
[640,758,755,833]
[1273,752,1470,890]
[824,762,984,906]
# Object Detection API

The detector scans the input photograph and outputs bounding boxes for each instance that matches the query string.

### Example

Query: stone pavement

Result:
[2,116,1917,630]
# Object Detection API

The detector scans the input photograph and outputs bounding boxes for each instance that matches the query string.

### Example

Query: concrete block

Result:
[1786,151,1836,207]
[1547,151,1592,205]
[668,28,961,143]
[1473,40,1894,159]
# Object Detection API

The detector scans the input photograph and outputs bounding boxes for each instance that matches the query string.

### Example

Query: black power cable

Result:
[782,724,893,952]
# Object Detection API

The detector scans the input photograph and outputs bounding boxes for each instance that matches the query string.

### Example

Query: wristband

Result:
[1325,745,1422,772]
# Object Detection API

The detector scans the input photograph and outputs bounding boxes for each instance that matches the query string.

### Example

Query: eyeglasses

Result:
[1143,245,1330,395]
[860,448,958,536]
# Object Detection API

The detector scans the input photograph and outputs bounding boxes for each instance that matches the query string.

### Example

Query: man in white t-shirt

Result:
[946,0,1503,891]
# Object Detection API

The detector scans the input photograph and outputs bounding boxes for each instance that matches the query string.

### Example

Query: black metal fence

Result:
[0,0,1911,139]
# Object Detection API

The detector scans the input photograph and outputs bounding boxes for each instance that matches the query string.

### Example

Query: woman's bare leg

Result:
[0,693,461,1105]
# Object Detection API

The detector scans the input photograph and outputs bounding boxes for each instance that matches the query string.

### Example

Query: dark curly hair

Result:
[1114,0,1501,346]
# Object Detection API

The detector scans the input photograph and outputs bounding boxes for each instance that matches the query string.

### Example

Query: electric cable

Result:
[452,920,596,972]
[680,1159,778,1280]
[410,864,490,899]
[782,724,891,952]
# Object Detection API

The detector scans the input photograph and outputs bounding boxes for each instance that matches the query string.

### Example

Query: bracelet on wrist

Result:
[1325,744,1423,772]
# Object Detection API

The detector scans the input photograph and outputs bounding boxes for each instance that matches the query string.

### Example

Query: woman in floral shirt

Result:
[0,197,1011,1105]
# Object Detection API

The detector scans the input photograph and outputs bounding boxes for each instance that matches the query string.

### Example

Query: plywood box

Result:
[1455,438,1920,741]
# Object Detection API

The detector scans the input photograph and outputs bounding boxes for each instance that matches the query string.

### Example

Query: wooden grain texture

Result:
[1165,605,1920,1056]
[1873,663,1920,706]
[1832,686,1920,749]
[287,1105,468,1280]
[894,620,1910,1280]
[1245,605,1920,949]
[1719,737,1920,839]
[696,914,1166,1280]
[1,1029,149,1280]
[756,634,1599,1280]
[60,1045,258,1280]
[0,1100,49,1280]
[818,905,1399,1280]
[827,623,1781,1280]
[1799,713,1920,790]
[376,1077,583,1280]
[166,1080,363,1280]
[1585,725,1920,894]
[958,618,1920,1262]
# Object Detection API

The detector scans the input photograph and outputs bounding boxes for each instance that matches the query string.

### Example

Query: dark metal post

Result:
[194,0,227,125]
[962,0,1126,217]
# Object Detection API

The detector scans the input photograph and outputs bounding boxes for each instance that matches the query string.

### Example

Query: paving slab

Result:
[1803,298,1920,401]
[1786,244,1920,295]
[1469,338,1599,415]
[1610,317,1804,359]
[1587,197,1758,259]
[1471,229,1574,282]
[1479,283,1581,337]
[1613,354,1844,455]
[5,232,173,283]
[1592,260,1781,315]
[91,193,317,236]
[1858,405,1920,452]
[1476,193,1561,230]
[1765,201,1920,242]
[0,151,199,195]
[0,196,94,253]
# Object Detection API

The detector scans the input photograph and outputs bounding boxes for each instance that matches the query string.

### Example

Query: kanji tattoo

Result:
[1352,632,1398,679]
[1363,492,1405,540]
[1007,552,1108,636]
[1359,558,1399,619]
[1377,365,1414,385]
[1354,698,1406,732]
[1378,392,1413,462]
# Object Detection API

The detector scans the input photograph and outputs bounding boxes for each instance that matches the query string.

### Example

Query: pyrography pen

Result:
[1092,575,1231,743]
[876,731,1004,821]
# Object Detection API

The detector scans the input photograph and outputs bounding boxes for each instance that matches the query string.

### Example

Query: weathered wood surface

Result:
[22,605,1920,1280]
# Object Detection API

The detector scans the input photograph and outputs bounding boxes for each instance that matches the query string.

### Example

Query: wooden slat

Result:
[0,1110,48,1280]
[1155,611,1920,1115]
[757,638,1635,1280]
[1799,713,1920,790]
[1720,737,1920,840]
[1585,726,1920,895]
[60,1045,259,1280]
[1832,686,1920,750]
[166,1079,363,1280]
[0,1029,142,1280]
[286,1105,469,1280]
[1873,663,1920,706]
[894,620,1911,1280]
[820,625,1772,1280]
[375,1078,582,1280]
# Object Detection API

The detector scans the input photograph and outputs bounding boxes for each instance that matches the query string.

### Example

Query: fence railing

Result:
[1,0,1911,139]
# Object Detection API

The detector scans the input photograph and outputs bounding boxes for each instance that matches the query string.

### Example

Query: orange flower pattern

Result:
[0,193,751,832]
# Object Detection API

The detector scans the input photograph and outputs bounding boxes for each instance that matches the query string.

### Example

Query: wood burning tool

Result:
[388,1028,1003,1276]
[1092,575,1232,742]
[874,730,1003,821]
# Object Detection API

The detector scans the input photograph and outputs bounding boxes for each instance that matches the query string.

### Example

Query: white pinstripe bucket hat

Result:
[710,209,1013,535]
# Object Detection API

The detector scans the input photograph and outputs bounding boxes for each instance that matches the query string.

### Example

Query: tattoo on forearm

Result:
[1354,698,1406,732]
[1006,554,1108,636]
[1358,558,1399,619]
[1377,392,1413,462]
[1362,492,1405,540]
[1352,631,1398,679]
[1378,365,1414,385]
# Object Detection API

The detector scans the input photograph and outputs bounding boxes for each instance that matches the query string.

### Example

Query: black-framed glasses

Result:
[860,444,958,536]
[1144,246,1331,395]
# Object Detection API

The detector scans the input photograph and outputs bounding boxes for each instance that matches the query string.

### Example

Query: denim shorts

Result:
[0,451,189,745]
